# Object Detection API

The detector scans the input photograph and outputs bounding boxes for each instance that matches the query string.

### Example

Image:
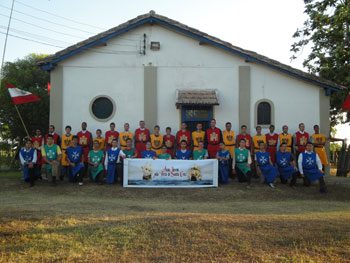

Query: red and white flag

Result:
[342,92,350,110]
[5,82,40,105]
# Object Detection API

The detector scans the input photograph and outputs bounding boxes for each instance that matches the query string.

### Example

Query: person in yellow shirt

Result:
[94,129,105,151]
[150,125,163,156]
[119,123,133,150]
[278,125,293,153]
[252,126,266,153]
[191,123,205,151]
[223,122,235,158]
[311,124,328,167]
[60,125,73,181]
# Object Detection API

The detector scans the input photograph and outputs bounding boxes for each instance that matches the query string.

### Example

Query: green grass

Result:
[1,171,350,262]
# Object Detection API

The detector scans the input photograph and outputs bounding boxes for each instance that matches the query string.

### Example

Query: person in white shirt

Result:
[19,140,37,187]
[298,142,327,193]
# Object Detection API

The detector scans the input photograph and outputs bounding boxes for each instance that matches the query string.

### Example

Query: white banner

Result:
[123,159,218,188]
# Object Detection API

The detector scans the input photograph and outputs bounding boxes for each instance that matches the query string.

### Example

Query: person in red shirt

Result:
[176,122,191,150]
[32,128,44,180]
[105,122,120,150]
[44,125,61,146]
[77,122,92,177]
[206,119,222,158]
[265,124,278,164]
[163,127,175,157]
[134,120,150,158]
[293,123,310,160]
[236,125,252,151]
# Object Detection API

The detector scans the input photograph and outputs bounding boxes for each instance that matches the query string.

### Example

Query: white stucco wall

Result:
[54,23,325,137]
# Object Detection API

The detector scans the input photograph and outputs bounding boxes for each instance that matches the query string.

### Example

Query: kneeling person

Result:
[176,140,192,160]
[66,135,85,186]
[142,141,157,159]
[158,145,171,160]
[275,143,298,186]
[193,141,208,160]
[232,139,252,187]
[298,142,327,193]
[42,134,62,186]
[255,142,277,188]
[88,140,104,184]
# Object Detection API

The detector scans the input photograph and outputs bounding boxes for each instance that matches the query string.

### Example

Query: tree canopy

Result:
[0,53,49,142]
[291,0,350,127]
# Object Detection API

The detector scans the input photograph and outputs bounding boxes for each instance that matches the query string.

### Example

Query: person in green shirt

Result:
[42,134,62,186]
[123,138,138,158]
[157,145,171,160]
[232,138,252,188]
[193,141,208,160]
[88,140,104,184]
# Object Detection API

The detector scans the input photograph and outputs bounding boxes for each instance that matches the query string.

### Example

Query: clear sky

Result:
[0,0,348,139]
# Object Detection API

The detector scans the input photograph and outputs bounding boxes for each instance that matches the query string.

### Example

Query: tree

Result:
[0,53,50,142]
[291,0,350,127]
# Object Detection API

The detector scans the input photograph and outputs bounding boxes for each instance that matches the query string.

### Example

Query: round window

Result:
[90,96,115,121]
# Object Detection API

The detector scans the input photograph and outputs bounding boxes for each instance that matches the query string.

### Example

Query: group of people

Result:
[19,119,328,193]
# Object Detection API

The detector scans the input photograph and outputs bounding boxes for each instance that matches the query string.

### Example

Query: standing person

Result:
[275,143,298,186]
[163,127,175,157]
[216,142,230,184]
[104,139,125,184]
[150,125,163,156]
[311,125,329,168]
[293,123,309,160]
[31,128,43,180]
[66,135,85,186]
[193,141,208,160]
[255,142,278,188]
[236,125,252,150]
[141,141,157,159]
[278,125,293,153]
[44,125,61,146]
[206,119,222,159]
[252,126,267,153]
[192,123,205,151]
[223,122,235,158]
[61,125,73,181]
[19,139,37,187]
[158,145,171,160]
[94,129,105,151]
[176,122,191,150]
[176,140,192,160]
[135,120,150,158]
[298,142,327,193]
[42,134,62,186]
[123,138,138,158]
[77,122,92,178]
[105,122,120,150]
[119,123,133,151]
[232,139,252,187]
[88,140,104,184]
[265,125,278,164]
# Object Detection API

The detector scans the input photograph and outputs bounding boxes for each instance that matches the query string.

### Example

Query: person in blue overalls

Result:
[298,141,327,193]
[275,143,298,187]
[217,142,230,184]
[255,142,278,188]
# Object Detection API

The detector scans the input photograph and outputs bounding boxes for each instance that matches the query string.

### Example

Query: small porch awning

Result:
[175,90,219,106]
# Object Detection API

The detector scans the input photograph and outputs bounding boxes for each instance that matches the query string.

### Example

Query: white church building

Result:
[39,11,344,137]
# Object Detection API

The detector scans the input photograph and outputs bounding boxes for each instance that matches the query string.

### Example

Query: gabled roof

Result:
[38,10,345,93]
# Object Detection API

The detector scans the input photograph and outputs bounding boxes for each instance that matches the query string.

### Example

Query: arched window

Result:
[257,102,271,125]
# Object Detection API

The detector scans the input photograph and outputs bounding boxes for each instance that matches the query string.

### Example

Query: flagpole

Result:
[14,104,30,138]
[0,0,15,91]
